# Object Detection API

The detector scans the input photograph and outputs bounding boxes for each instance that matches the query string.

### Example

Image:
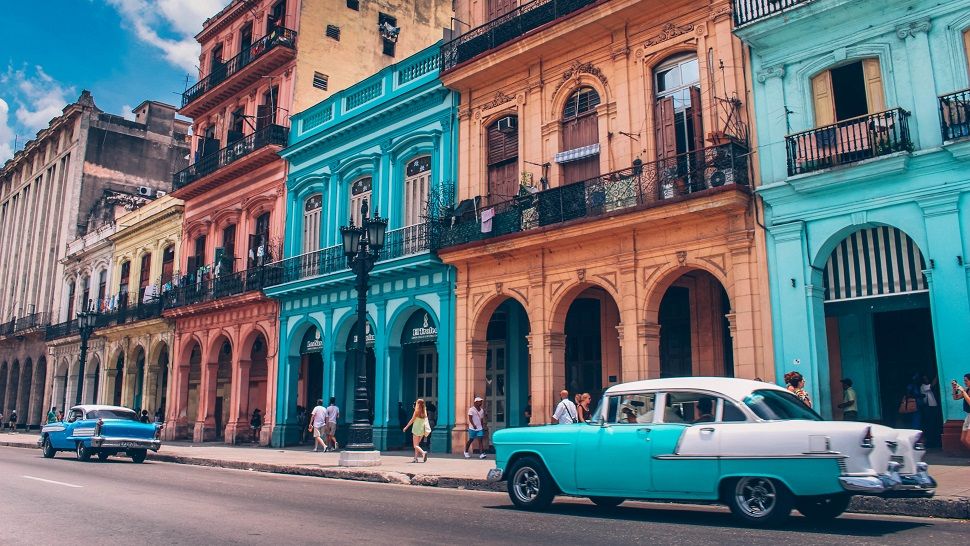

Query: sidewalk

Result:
[2,432,966,519]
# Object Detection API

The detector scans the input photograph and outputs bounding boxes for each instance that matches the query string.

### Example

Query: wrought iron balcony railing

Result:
[172,124,288,190]
[435,142,751,248]
[181,27,297,108]
[0,319,14,337]
[163,267,270,310]
[785,108,912,176]
[263,224,434,288]
[940,89,970,142]
[13,312,50,333]
[98,298,165,326]
[45,319,79,341]
[733,0,813,26]
[441,0,599,72]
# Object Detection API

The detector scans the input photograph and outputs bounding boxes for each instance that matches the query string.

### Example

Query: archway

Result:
[89,356,101,405]
[130,346,146,411]
[214,339,233,440]
[0,362,7,417]
[818,226,940,444]
[153,343,169,419]
[399,309,440,443]
[52,360,68,412]
[481,298,531,431]
[297,325,324,414]
[18,358,32,426]
[341,320,376,426]
[7,360,20,417]
[246,333,269,434]
[185,342,202,439]
[657,269,734,379]
[112,352,125,406]
[555,286,621,407]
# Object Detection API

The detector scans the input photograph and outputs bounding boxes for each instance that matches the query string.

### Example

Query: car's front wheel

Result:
[97,450,111,462]
[796,494,851,520]
[75,442,92,462]
[589,496,624,508]
[129,449,147,464]
[41,436,56,458]
[725,476,793,526]
[507,456,556,511]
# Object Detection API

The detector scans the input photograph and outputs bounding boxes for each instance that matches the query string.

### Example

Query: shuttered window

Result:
[350,177,372,226]
[487,0,515,21]
[303,194,322,253]
[404,156,431,227]
[326,25,340,41]
[560,87,601,184]
[654,54,701,159]
[313,72,329,90]
[487,117,519,202]
[964,29,970,76]
[823,227,927,302]
[812,58,885,126]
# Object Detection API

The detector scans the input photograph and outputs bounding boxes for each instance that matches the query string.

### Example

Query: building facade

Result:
[266,44,457,451]
[737,0,970,452]
[164,0,453,444]
[438,0,773,450]
[0,95,187,429]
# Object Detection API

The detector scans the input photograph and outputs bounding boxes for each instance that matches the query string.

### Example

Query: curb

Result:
[3,440,964,518]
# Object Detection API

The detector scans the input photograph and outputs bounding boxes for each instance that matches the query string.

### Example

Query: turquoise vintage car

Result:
[487,378,935,525]
[39,405,162,463]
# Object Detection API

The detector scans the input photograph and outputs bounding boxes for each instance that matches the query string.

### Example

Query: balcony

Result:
[441,0,600,72]
[13,312,50,334]
[0,319,14,337]
[436,143,751,249]
[163,267,271,310]
[172,124,288,198]
[733,0,813,26]
[263,224,433,288]
[785,108,912,176]
[940,89,970,142]
[45,319,79,341]
[180,27,297,118]
[97,298,165,327]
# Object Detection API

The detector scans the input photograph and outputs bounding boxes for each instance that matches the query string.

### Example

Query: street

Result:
[0,446,966,545]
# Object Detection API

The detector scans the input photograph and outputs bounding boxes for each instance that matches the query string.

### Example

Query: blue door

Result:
[574,393,656,495]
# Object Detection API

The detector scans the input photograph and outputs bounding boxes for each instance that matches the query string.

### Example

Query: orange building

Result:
[437,0,773,448]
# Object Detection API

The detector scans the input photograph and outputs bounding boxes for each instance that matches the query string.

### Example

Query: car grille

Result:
[837,459,848,474]
[890,455,905,465]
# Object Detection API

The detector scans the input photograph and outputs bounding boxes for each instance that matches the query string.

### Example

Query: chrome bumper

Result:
[839,463,936,498]
[486,468,504,482]
[90,437,162,452]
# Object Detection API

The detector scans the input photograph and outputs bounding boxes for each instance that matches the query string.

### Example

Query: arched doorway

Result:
[155,344,169,418]
[483,299,530,431]
[0,362,7,416]
[7,360,20,417]
[342,320,376,425]
[214,340,233,440]
[131,346,146,411]
[185,343,202,439]
[31,357,47,425]
[112,352,125,406]
[298,325,324,412]
[657,270,734,378]
[400,310,439,440]
[560,287,621,407]
[819,226,941,443]
[52,360,68,412]
[247,333,269,431]
[18,358,32,425]
[89,356,101,405]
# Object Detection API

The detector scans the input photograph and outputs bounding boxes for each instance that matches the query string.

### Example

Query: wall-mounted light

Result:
[958,256,964,266]
[929,258,935,269]
[790,278,796,288]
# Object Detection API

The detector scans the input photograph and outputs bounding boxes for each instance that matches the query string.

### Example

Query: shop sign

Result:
[404,312,437,344]
[301,327,323,354]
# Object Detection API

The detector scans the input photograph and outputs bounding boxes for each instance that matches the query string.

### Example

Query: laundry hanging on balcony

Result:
[822,226,927,302]
[480,207,495,233]
[554,143,600,164]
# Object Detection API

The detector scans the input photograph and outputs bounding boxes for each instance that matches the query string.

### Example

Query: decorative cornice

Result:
[645,22,695,47]
[553,60,609,96]
[896,19,931,40]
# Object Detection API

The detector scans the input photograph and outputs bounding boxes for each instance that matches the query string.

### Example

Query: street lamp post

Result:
[75,308,99,406]
[338,200,387,467]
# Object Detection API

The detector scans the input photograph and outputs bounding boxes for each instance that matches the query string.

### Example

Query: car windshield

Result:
[743,390,823,421]
[86,409,139,421]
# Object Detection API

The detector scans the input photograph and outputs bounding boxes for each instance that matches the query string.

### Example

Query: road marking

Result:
[22,475,83,488]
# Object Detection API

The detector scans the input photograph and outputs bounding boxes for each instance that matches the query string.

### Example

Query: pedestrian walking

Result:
[403,398,431,463]
[576,393,591,423]
[250,408,263,443]
[296,405,307,444]
[952,373,970,452]
[325,397,339,451]
[523,395,532,424]
[919,375,941,447]
[57,410,64,422]
[8,410,18,432]
[154,406,165,423]
[552,389,578,424]
[464,397,486,459]
[309,399,328,452]
[47,406,57,424]
[140,409,151,423]
[784,372,812,408]
[0,411,4,430]
[838,378,858,420]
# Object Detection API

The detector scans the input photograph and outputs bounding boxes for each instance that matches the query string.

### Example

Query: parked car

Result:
[38,405,162,463]
[486,377,935,525]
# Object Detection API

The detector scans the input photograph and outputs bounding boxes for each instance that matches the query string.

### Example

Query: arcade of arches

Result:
[0,355,47,428]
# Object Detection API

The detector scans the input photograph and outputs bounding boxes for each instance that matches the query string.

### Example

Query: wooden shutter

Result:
[256,105,271,131]
[562,114,598,150]
[811,70,835,126]
[862,58,885,114]
[487,0,514,20]
[655,97,677,159]
[688,86,704,152]
[964,29,970,77]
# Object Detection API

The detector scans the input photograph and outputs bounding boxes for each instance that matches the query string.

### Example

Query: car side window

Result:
[611,393,656,424]
[663,392,717,424]
[67,410,82,423]
[721,401,748,422]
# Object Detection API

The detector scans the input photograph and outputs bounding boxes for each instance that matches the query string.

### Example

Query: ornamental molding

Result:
[709,5,732,22]
[896,19,931,40]
[480,90,515,111]
[645,22,695,47]
[756,65,785,83]
[553,60,609,96]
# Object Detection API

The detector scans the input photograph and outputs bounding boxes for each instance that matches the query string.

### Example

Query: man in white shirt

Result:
[309,399,328,452]
[464,397,487,459]
[324,397,340,451]
[552,389,577,425]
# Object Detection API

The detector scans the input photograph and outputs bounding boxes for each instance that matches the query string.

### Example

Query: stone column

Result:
[228,357,251,444]
[195,343,217,442]
[728,231,760,379]
[533,332,564,425]
[897,20,940,149]
[452,338,487,452]
[639,321,662,379]
[755,65,788,184]
[164,338,190,441]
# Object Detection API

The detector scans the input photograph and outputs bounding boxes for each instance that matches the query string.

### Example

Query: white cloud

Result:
[107,0,229,74]
[0,99,14,162]
[121,104,136,121]
[0,66,75,163]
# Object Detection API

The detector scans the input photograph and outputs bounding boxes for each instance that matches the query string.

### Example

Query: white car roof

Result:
[70,405,135,413]
[604,377,788,402]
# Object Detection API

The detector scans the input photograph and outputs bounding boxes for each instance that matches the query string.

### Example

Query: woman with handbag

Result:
[898,388,919,428]
[403,398,431,463]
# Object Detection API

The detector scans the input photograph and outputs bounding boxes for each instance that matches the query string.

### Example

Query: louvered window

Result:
[560,87,601,184]
[404,156,431,227]
[313,72,329,90]
[350,177,372,226]
[487,117,519,202]
[326,25,340,41]
[303,194,323,253]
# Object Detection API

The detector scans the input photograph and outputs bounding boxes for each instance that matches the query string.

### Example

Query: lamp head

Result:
[364,210,388,251]
[340,224,363,257]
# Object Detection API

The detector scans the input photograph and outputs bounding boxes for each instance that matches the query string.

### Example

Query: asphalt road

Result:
[0,446,966,545]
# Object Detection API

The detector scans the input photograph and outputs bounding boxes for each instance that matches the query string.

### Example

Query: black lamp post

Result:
[340,200,387,453]
[75,307,99,405]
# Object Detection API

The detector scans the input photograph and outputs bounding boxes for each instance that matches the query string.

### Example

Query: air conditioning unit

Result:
[155,190,167,197]
[497,116,517,134]
[137,186,152,196]
[706,167,735,188]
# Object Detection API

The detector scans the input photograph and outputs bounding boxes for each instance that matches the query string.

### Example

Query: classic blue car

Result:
[487,378,935,526]
[39,404,162,463]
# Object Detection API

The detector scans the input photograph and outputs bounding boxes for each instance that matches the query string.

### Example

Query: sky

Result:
[0,0,231,162]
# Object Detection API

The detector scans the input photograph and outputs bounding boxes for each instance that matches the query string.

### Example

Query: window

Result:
[313,72,329,91]
[267,1,286,32]
[383,40,396,57]
[66,281,76,320]
[404,156,431,227]
[119,261,131,303]
[604,393,657,424]
[229,108,246,143]
[138,253,151,301]
[721,401,748,422]
[97,270,107,306]
[346,0,359,9]
[487,0,515,20]
[326,25,340,41]
[86,409,137,421]
[486,116,519,203]
[80,276,91,311]
[560,87,601,184]
[662,391,719,424]
[187,235,206,274]
[161,245,175,285]
[379,13,397,57]
[743,390,823,421]
[811,59,884,126]
[654,54,702,159]
[349,177,372,227]
[249,212,271,268]
[303,194,322,254]
[240,23,253,51]
[220,224,236,274]
[257,86,279,130]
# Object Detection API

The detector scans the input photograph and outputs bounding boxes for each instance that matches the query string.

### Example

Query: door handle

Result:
[700,427,715,433]
[637,427,652,433]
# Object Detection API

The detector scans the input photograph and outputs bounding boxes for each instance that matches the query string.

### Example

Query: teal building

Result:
[735,0,970,449]
[265,44,458,451]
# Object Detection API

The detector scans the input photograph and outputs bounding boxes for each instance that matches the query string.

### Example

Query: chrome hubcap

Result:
[513,467,541,503]
[735,477,776,517]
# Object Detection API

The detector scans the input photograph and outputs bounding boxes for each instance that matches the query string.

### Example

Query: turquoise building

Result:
[735,0,970,450]
[265,44,458,451]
